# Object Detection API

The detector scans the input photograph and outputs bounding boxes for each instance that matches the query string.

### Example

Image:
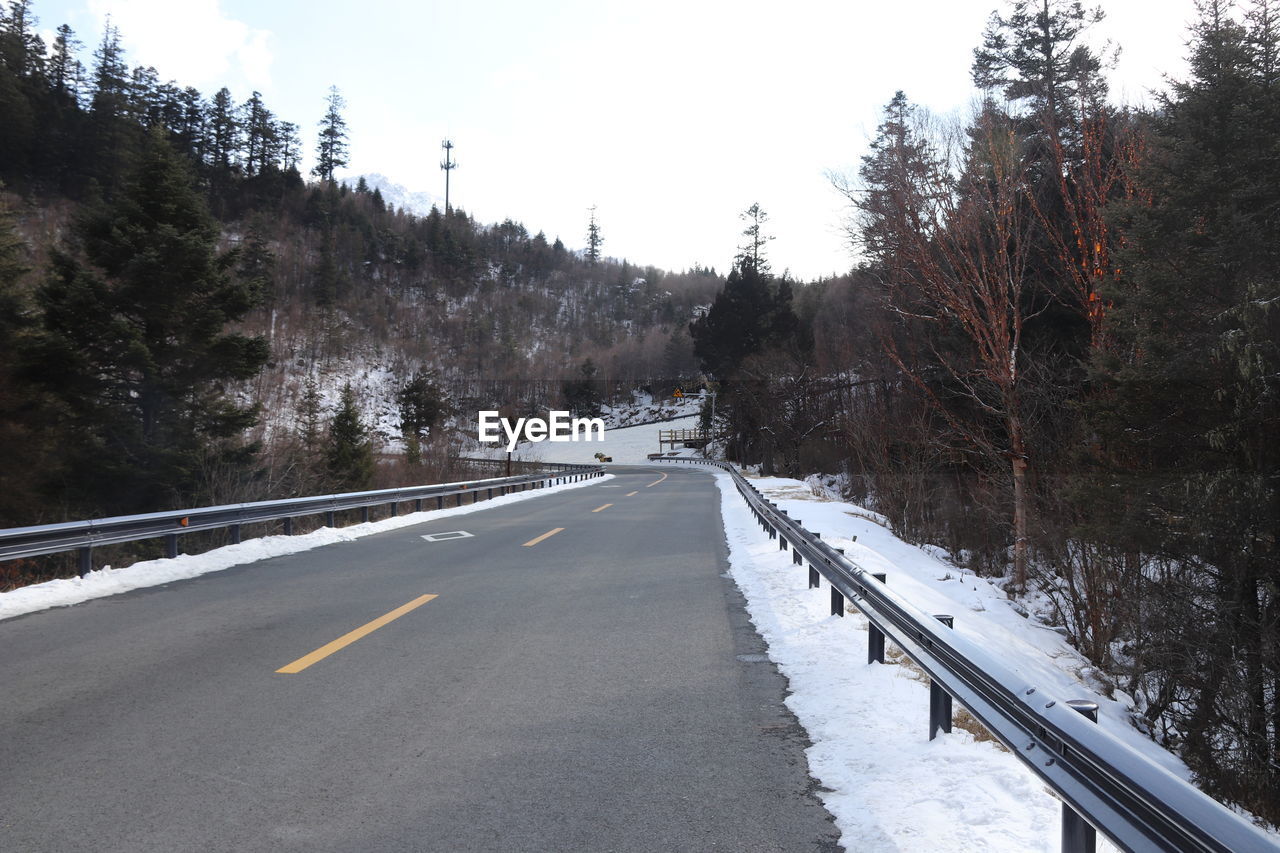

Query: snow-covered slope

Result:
[505,415,703,465]
[341,172,445,217]
[713,470,1279,850]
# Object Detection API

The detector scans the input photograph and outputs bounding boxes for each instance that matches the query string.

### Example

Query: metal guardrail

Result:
[0,463,606,576]
[650,457,1278,853]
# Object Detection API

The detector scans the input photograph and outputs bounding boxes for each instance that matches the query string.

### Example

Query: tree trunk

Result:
[1012,456,1029,591]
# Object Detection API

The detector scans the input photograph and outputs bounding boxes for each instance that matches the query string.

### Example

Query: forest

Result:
[1,0,1277,828]
[0,0,717,536]
[688,0,1280,824]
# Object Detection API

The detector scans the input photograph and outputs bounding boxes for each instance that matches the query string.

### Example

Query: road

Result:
[0,465,839,852]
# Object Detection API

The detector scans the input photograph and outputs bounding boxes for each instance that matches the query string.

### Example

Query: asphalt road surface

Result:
[0,466,840,852]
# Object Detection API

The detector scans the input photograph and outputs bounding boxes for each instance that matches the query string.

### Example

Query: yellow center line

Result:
[625,491,639,497]
[592,503,613,512]
[646,471,668,488]
[523,527,564,547]
[276,594,437,674]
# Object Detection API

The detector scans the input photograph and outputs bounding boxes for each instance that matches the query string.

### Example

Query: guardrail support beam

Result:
[1062,700,1100,853]
[868,573,887,664]
[929,615,954,740]
[830,585,844,617]
[78,546,91,577]
[230,524,242,545]
[165,534,178,559]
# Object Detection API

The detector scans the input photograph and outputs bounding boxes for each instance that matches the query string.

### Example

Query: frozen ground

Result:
[509,414,703,465]
[710,468,1279,851]
[0,475,612,622]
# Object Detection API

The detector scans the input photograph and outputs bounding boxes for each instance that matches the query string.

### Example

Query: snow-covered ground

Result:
[509,414,703,465]
[597,390,703,428]
[0,474,612,623]
[712,467,1279,850]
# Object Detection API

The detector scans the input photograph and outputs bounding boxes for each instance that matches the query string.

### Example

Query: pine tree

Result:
[0,186,46,525]
[0,0,46,79]
[25,129,268,515]
[89,20,127,115]
[313,85,348,184]
[237,216,275,305]
[585,206,602,265]
[241,91,275,176]
[297,375,321,452]
[205,87,238,174]
[736,202,773,275]
[48,23,81,100]
[396,370,444,439]
[1085,0,1280,820]
[326,383,373,490]
[971,0,1108,138]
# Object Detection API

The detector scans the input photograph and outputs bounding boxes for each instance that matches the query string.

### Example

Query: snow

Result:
[596,390,703,428]
[509,414,704,465]
[711,468,1280,850]
[0,474,613,623]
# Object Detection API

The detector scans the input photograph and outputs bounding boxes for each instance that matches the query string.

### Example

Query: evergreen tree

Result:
[278,120,302,171]
[971,0,1108,138]
[297,375,321,453]
[313,85,348,184]
[237,216,275,305]
[1084,0,1280,819]
[205,86,238,174]
[0,186,46,525]
[562,359,603,418]
[585,206,602,265]
[736,202,773,275]
[326,383,373,490]
[25,129,268,515]
[48,23,81,100]
[0,0,45,79]
[89,20,127,115]
[241,90,275,175]
[396,370,444,439]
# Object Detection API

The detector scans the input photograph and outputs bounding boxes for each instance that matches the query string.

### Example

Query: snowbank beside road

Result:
[0,474,613,622]
[713,469,1277,850]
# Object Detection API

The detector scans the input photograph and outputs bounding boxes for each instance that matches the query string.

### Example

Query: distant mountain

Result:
[342,173,446,218]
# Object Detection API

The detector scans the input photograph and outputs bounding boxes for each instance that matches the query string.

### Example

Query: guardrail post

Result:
[415,498,423,513]
[1062,700,1100,853]
[868,572,887,664]
[929,615,954,740]
[230,524,242,545]
[831,584,844,617]
[326,510,336,528]
[488,488,494,500]
[165,534,179,559]
[361,507,370,523]
[437,496,444,510]
[78,546,92,577]
[284,517,294,535]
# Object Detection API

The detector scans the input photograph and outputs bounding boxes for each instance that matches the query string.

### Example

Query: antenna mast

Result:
[440,139,457,212]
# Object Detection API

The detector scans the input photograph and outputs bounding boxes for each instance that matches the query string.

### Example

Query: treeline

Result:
[0,0,718,537]
[692,0,1280,824]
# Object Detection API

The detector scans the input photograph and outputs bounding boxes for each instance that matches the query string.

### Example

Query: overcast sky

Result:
[36,0,1199,280]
